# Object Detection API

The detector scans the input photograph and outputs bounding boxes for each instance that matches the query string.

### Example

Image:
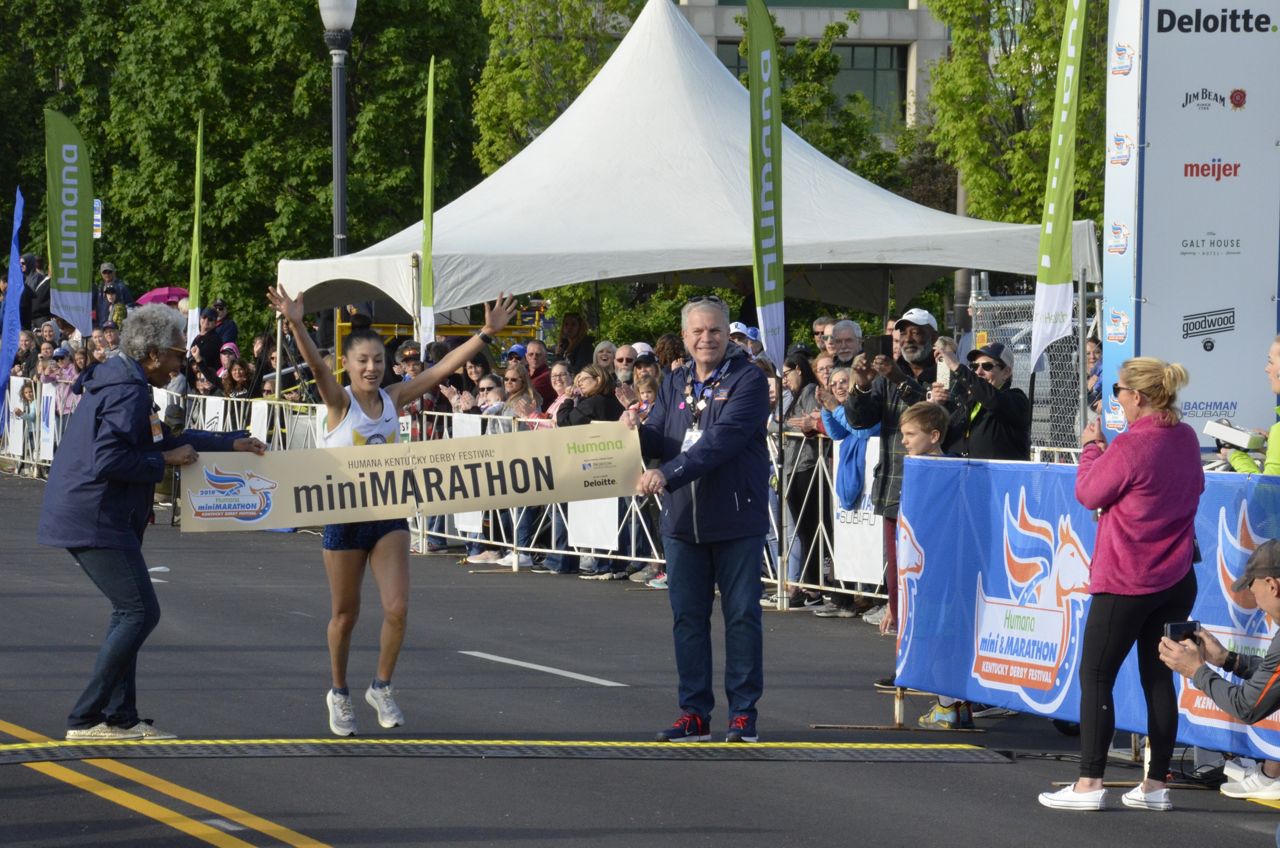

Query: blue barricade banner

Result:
[895,456,1280,759]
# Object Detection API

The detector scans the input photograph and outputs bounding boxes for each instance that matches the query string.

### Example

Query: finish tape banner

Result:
[180,422,641,533]
[895,457,1280,759]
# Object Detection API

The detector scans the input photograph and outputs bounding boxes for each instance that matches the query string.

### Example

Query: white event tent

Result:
[277,0,1099,323]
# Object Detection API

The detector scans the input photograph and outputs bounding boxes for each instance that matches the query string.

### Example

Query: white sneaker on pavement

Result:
[1037,784,1106,811]
[466,550,502,564]
[365,684,405,729]
[1220,767,1280,800]
[65,722,146,741]
[326,689,357,736]
[1121,784,1172,811]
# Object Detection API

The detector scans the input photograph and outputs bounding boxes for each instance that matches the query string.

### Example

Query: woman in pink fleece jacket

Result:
[1039,357,1203,813]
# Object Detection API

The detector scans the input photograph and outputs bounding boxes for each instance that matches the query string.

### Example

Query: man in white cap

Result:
[728,322,752,352]
[847,307,939,647]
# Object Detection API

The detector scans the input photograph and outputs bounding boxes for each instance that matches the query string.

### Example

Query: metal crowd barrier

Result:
[0,381,1087,610]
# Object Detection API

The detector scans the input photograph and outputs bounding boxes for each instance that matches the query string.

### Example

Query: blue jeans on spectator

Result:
[426,513,447,548]
[664,533,765,722]
[516,505,542,551]
[766,488,803,583]
[66,546,161,730]
[617,498,651,574]
[541,504,578,573]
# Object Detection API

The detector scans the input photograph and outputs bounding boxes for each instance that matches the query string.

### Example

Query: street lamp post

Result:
[319,0,357,259]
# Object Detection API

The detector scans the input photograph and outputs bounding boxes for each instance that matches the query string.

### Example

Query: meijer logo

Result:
[1183,158,1240,180]
[1156,7,1276,33]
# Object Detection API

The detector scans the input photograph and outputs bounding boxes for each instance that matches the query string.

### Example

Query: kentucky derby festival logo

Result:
[1175,504,1280,745]
[894,514,926,677]
[187,466,278,523]
[1105,307,1130,344]
[1106,222,1131,255]
[1103,392,1128,432]
[970,490,1091,713]
[1110,42,1134,75]
[1109,133,1135,166]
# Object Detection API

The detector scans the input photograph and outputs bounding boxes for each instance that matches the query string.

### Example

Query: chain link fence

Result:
[968,288,1100,452]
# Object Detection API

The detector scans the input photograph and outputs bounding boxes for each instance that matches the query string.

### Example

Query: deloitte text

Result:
[1156,8,1275,33]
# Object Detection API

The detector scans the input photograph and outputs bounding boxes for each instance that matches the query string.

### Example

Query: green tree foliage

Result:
[473,0,645,177]
[0,0,486,336]
[927,0,1107,225]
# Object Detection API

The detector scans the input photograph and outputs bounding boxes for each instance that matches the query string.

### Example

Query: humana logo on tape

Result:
[1156,7,1276,33]
[1182,308,1235,338]
[566,439,624,455]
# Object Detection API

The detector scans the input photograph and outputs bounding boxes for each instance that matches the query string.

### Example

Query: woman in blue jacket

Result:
[37,305,265,741]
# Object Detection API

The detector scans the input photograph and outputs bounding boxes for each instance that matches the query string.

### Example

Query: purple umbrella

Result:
[135,286,189,305]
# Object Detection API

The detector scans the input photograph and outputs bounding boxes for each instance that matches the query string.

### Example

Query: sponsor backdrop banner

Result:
[896,457,1280,759]
[1128,1,1280,444]
[181,422,641,533]
[1099,0,1141,437]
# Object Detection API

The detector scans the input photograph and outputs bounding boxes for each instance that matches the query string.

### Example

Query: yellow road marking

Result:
[0,735,984,753]
[23,762,256,848]
[1249,798,1280,810]
[0,719,328,847]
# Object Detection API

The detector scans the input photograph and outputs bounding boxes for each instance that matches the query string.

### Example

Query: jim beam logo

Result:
[1180,87,1247,110]
[1180,231,1242,257]
[1182,307,1235,352]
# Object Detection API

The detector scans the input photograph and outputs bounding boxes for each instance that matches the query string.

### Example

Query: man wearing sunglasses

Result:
[931,341,1031,461]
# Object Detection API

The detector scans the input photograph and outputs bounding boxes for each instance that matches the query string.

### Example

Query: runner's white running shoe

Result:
[365,684,405,728]
[326,690,357,736]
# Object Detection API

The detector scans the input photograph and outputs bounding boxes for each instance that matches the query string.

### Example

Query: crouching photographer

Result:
[1160,539,1280,801]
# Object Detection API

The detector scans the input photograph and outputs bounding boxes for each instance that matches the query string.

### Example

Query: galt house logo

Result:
[1180,231,1243,257]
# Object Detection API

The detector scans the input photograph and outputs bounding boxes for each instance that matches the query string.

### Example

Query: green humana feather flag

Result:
[187,111,205,347]
[746,0,784,365]
[1028,0,1088,373]
[43,110,94,334]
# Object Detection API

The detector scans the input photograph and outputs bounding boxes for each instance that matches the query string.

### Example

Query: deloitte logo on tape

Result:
[1156,7,1277,33]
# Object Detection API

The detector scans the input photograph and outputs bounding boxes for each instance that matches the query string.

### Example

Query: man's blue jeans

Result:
[663,533,765,722]
[66,547,161,730]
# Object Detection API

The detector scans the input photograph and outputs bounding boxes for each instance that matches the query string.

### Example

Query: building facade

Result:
[676,0,947,128]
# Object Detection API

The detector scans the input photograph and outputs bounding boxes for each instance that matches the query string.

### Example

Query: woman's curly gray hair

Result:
[121,304,185,361]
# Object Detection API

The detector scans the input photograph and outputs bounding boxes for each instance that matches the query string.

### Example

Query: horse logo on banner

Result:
[970,489,1092,713]
[894,514,926,678]
[1176,502,1280,750]
[187,466,278,523]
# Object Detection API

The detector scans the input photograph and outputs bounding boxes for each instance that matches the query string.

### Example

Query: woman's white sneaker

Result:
[1121,784,1172,811]
[1038,784,1106,810]
[65,722,145,741]
[326,690,357,736]
[365,685,405,728]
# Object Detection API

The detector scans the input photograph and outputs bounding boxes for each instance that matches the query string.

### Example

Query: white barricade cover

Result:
[568,498,621,552]
[449,413,485,533]
[832,436,883,585]
[38,394,55,462]
[180,421,641,533]
[248,401,270,443]
[4,377,23,457]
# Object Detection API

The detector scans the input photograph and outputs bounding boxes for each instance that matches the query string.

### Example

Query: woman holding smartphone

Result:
[1038,357,1202,813]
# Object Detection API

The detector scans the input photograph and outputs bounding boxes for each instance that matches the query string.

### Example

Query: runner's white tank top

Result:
[319,386,400,448]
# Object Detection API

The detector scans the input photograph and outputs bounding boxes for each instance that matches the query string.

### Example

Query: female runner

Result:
[268,286,516,735]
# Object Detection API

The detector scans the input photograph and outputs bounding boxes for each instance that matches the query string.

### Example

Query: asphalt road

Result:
[1,475,1275,847]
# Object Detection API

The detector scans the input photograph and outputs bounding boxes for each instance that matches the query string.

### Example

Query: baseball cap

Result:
[200,307,218,320]
[895,308,938,332]
[101,321,119,330]
[506,343,527,360]
[212,298,228,309]
[634,352,657,365]
[1231,539,1280,591]
[729,321,750,337]
[967,342,1013,370]
[100,262,116,273]
[631,341,654,358]
[220,342,240,357]
[52,347,69,359]
[744,327,761,342]
[102,284,117,294]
